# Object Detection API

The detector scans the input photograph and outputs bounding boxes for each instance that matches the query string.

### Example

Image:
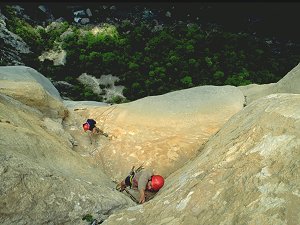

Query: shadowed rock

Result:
[0,14,31,65]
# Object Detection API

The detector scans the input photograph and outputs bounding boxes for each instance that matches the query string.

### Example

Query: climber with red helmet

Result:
[83,119,98,133]
[82,119,108,144]
[117,167,165,204]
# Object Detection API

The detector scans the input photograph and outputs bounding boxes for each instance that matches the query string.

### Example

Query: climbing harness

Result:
[127,164,144,188]
[115,164,145,203]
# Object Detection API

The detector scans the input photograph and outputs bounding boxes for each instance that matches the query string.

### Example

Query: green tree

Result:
[180,76,193,87]
[4,6,42,53]
[225,68,252,86]
[213,70,225,85]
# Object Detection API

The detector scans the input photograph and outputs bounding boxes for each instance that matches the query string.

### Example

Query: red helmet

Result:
[83,123,90,131]
[151,175,164,191]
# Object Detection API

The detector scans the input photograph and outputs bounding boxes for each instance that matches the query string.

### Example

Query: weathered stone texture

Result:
[71,85,245,180]
[103,93,300,225]
[1,64,300,225]
[0,66,66,118]
[0,79,134,225]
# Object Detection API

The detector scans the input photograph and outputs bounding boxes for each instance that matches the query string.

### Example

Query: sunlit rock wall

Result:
[103,93,300,225]
[73,85,245,180]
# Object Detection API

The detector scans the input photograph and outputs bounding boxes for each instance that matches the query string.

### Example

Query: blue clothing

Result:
[85,119,96,131]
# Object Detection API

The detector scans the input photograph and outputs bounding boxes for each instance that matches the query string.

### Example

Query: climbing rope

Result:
[98,105,117,129]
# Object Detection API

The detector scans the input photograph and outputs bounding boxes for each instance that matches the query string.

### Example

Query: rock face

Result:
[0,13,31,65]
[239,63,300,104]
[38,47,67,66]
[0,66,66,118]
[0,64,299,225]
[102,93,300,225]
[0,75,135,225]
[76,73,126,103]
[70,85,245,180]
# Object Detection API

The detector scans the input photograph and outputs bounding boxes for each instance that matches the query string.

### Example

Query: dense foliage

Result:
[2,5,300,101]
